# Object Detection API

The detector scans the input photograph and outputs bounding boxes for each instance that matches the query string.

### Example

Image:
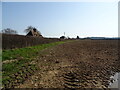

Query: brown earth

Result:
[16,40,120,88]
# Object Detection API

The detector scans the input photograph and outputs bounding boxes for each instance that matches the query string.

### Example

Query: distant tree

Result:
[24,26,34,33]
[77,36,80,39]
[2,28,17,34]
[24,26,41,35]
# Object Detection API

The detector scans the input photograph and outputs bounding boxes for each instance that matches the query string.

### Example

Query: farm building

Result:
[26,28,43,37]
[60,36,65,39]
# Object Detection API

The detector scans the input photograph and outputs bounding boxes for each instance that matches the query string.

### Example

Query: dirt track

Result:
[16,40,120,88]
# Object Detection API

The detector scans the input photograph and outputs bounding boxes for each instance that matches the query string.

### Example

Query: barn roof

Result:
[26,28,43,37]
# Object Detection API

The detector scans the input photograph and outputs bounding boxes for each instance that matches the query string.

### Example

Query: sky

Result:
[2,1,118,38]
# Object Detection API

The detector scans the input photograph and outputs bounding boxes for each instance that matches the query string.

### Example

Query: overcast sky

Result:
[2,2,118,38]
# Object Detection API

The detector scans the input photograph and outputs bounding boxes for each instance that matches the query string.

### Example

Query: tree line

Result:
[1,26,41,35]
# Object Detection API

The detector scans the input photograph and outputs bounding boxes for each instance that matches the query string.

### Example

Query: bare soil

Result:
[16,40,120,88]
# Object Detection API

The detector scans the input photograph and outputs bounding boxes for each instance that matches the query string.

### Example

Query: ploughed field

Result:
[2,40,120,88]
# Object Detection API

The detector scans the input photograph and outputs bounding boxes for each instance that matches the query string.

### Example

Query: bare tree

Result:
[24,26,34,33]
[24,26,41,35]
[2,28,17,34]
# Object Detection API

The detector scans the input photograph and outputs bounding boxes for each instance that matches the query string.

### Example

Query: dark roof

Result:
[26,29,43,37]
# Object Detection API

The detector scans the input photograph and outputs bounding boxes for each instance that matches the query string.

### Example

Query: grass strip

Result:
[2,40,70,88]
[2,41,66,61]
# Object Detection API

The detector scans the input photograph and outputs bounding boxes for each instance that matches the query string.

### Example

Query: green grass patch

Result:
[2,59,29,77]
[2,40,70,88]
[2,58,37,88]
[2,41,66,61]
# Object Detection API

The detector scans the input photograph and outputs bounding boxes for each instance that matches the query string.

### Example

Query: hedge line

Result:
[2,34,61,50]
